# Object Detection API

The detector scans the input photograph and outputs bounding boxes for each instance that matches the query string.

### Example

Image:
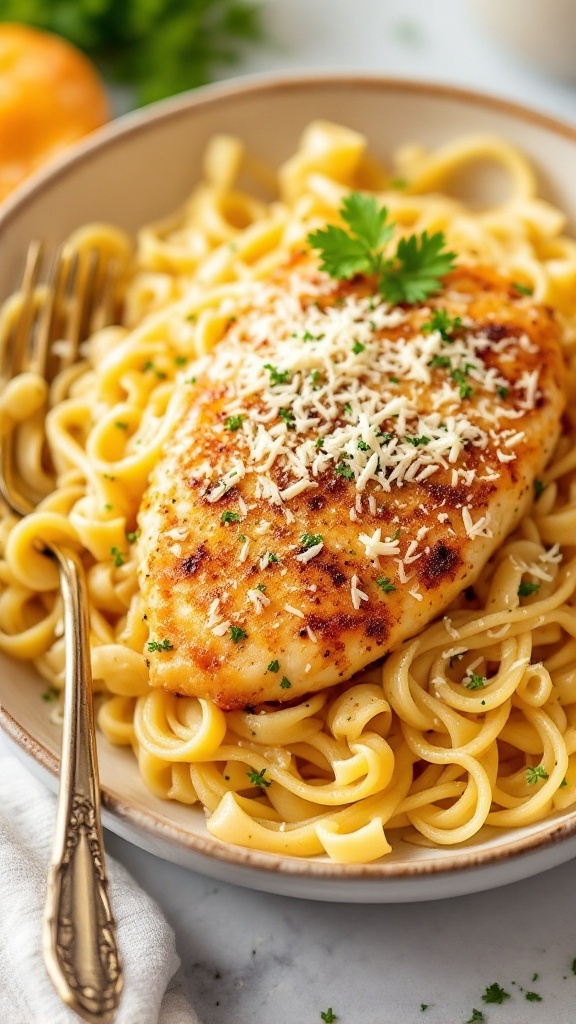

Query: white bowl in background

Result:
[2,73,576,902]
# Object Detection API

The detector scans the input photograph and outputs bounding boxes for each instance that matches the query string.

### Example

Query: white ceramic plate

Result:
[3,74,576,903]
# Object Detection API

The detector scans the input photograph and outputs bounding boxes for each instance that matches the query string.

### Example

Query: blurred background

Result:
[0,0,575,203]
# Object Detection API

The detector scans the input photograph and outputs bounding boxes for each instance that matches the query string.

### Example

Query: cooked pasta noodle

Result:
[2,122,576,863]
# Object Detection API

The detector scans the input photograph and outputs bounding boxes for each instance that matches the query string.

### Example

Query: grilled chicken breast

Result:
[138,259,565,709]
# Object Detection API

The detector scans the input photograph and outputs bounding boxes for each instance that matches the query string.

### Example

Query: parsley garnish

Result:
[526,764,549,785]
[246,767,271,789]
[300,533,323,549]
[534,479,546,499]
[225,414,243,431]
[263,363,291,386]
[229,626,248,643]
[422,308,462,341]
[267,660,280,673]
[482,983,510,1005]
[512,281,534,296]
[352,339,365,354]
[174,354,187,366]
[571,957,576,975]
[221,511,241,524]
[497,385,509,399]
[126,530,140,543]
[420,1005,429,1012]
[280,676,292,689]
[357,439,371,451]
[41,685,60,703]
[265,552,280,565]
[525,991,542,1002]
[405,434,430,447]
[465,1012,485,1023]
[316,437,325,450]
[278,407,296,428]
[147,638,173,652]
[376,576,396,593]
[320,1010,337,1023]
[335,461,355,480]
[256,583,266,592]
[391,528,401,540]
[465,672,486,690]
[450,367,474,400]
[110,546,125,567]
[306,192,456,304]
[115,420,129,430]
[518,581,540,597]
[429,353,452,369]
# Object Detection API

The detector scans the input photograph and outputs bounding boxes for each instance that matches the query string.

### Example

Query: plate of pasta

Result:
[2,74,576,902]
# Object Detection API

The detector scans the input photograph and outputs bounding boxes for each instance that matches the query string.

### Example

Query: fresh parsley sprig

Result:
[307,192,456,304]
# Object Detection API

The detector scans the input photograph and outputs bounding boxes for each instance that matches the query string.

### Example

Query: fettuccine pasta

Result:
[2,121,576,864]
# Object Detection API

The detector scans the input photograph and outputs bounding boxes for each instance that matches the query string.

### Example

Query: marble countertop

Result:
[5,2,576,1022]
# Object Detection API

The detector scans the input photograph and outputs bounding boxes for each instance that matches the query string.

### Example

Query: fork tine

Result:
[30,245,67,378]
[9,240,43,377]
[87,253,117,333]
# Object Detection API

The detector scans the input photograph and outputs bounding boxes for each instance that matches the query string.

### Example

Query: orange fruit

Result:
[0,22,110,200]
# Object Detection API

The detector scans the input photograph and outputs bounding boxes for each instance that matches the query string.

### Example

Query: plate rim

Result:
[2,70,576,236]
[2,70,576,889]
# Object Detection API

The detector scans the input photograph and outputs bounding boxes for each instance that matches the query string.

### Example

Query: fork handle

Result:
[43,544,123,1023]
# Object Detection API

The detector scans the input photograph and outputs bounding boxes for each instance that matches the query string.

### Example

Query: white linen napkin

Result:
[0,755,200,1024]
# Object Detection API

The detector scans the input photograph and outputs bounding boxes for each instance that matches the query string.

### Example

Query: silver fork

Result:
[0,242,123,1023]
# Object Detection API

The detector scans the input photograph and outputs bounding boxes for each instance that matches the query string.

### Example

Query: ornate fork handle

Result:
[43,544,123,1023]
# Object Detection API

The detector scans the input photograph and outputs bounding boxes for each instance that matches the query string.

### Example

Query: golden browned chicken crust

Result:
[138,261,565,708]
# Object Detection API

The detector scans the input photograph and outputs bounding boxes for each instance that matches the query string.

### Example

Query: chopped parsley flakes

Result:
[512,280,533,296]
[246,767,271,789]
[481,983,510,1005]
[320,1010,337,1023]
[279,407,296,428]
[526,764,549,785]
[229,626,248,643]
[110,546,125,567]
[147,638,173,652]
[464,672,486,690]
[422,308,462,341]
[280,676,292,689]
[335,461,355,480]
[300,532,323,549]
[268,660,280,673]
[518,581,540,597]
[221,511,241,524]
[41,685,60,703]
[376,576,396,593]
[225,414,243,431]
[264,363,291,386]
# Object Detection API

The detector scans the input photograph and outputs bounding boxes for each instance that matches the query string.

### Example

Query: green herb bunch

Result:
[0,0,265,105]
[307,192,457,304]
